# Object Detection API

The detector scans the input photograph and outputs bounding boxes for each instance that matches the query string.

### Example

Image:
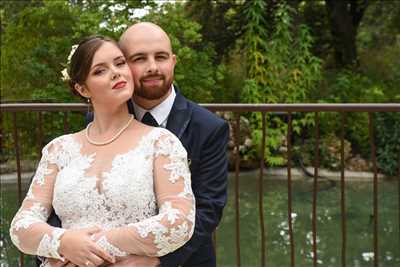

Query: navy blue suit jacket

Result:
[43,89,229,267]
[157,90,229,267]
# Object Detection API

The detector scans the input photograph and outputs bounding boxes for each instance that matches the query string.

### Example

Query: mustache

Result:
[141,75,164,81]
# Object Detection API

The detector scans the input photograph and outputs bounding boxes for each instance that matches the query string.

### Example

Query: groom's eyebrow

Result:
[129,52,145,60]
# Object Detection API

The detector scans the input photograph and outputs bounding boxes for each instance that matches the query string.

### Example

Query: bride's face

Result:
[82,42,134,109]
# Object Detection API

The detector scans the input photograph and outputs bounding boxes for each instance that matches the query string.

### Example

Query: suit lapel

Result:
[166,88,192,139]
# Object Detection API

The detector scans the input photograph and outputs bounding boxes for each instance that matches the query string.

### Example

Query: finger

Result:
[87,253,105,266]
[80,258,98,267]
[90,244,115,264]
[85,226,102,235]
[48,259,67,267]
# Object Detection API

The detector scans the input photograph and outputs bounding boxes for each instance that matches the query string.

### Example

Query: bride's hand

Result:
[59,226,116,266]
[47,259,79,267]
[47,258,70,266]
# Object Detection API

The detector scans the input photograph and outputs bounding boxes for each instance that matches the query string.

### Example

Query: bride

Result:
[9,36,195,267]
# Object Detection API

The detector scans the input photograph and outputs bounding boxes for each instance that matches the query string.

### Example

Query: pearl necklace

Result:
[85,115,134,146]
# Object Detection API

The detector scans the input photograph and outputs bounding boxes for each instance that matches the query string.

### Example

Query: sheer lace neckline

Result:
[63,127,159,189]
[71,126,158,159]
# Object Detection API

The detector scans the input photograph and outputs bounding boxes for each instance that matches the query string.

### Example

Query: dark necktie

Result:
[142,112,159,127]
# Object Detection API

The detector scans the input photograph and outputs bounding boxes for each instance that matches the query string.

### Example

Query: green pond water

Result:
[1,172,399,267]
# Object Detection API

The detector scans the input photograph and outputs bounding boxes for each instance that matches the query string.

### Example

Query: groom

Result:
[114,22,229,267]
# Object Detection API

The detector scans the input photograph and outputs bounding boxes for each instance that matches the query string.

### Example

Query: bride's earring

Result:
[87,98,91,113]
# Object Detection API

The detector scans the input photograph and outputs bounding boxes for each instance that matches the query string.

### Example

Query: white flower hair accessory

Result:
[61,44,79,81]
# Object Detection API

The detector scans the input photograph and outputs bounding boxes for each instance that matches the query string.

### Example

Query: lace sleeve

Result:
[96,131,195,257]
[9,139,66,260]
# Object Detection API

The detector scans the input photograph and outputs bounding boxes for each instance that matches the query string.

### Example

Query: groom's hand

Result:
[108,255,160,267]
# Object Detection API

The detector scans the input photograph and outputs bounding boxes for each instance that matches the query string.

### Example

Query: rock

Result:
[347,155,371,172]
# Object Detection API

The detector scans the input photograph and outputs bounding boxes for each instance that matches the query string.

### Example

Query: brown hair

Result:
[67,35,118,99]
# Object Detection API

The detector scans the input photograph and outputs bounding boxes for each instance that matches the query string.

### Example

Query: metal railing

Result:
[1,103,399,267]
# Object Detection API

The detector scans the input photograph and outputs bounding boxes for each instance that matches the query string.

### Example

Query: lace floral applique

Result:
[161,202,181,224]
[33,158,54,186]
[155,221,191,256]
[10,202,50,247]
[132,197,192,256]
[36,228,66,260]
[154,131,193,197]
[130,129,195,256]
[96,236,128,257]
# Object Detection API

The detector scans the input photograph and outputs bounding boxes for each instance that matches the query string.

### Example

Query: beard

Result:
[133,74,173,100]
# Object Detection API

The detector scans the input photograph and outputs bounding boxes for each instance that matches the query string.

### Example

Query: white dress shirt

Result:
[132,85,176,128]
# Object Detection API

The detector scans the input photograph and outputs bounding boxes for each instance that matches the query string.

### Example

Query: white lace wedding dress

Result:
[9,127,195,266]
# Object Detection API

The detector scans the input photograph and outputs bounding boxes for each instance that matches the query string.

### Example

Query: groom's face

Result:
[123,30,176,101]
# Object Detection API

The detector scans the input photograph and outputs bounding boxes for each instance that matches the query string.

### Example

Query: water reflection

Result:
[216,172,399,267]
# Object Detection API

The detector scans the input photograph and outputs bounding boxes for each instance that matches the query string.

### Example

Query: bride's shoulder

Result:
[150,127,177,141]
[43,131,82,152]
[150,128,186,151]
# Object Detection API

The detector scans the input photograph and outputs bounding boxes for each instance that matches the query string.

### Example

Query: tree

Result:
[325,0,369,67]
[1,0,77,101]
[184,0,244,64]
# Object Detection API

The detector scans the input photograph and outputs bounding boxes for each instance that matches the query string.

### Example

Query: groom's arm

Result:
[159,120,229,266]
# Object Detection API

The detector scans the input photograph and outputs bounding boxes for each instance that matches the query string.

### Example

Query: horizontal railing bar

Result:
[1,103,400,112]
[205,104,400,112]
[1,103,89,112]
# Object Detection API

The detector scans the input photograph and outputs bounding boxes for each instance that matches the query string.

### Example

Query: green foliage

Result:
[316,69,397,158]
[325,70,389,103]
[299,134,352,170]
[375,112,400,176]
[1,1,73,101]
[242,3,322,104]
[241,3,321,166]
[184,0,243,64]
[243,0,269,90]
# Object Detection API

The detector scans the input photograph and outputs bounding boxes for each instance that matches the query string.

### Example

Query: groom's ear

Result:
[172,54,177,66]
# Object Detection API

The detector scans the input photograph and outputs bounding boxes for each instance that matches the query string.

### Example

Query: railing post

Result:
[340,112,347,267]
[259,112,266,267]
[37,112,43,157]
[369,113,379,267]
[312,112,320,267]
[211,110,218,261]
[287,112,295,267]
[234,113,241,267]
[63,112,69,133]
[11,112,24,267]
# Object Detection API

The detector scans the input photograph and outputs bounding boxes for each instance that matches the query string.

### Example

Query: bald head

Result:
[119,22,177,109]
[119,22,173,54]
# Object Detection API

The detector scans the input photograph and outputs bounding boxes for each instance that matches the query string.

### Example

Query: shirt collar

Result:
[133,85,176,127]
